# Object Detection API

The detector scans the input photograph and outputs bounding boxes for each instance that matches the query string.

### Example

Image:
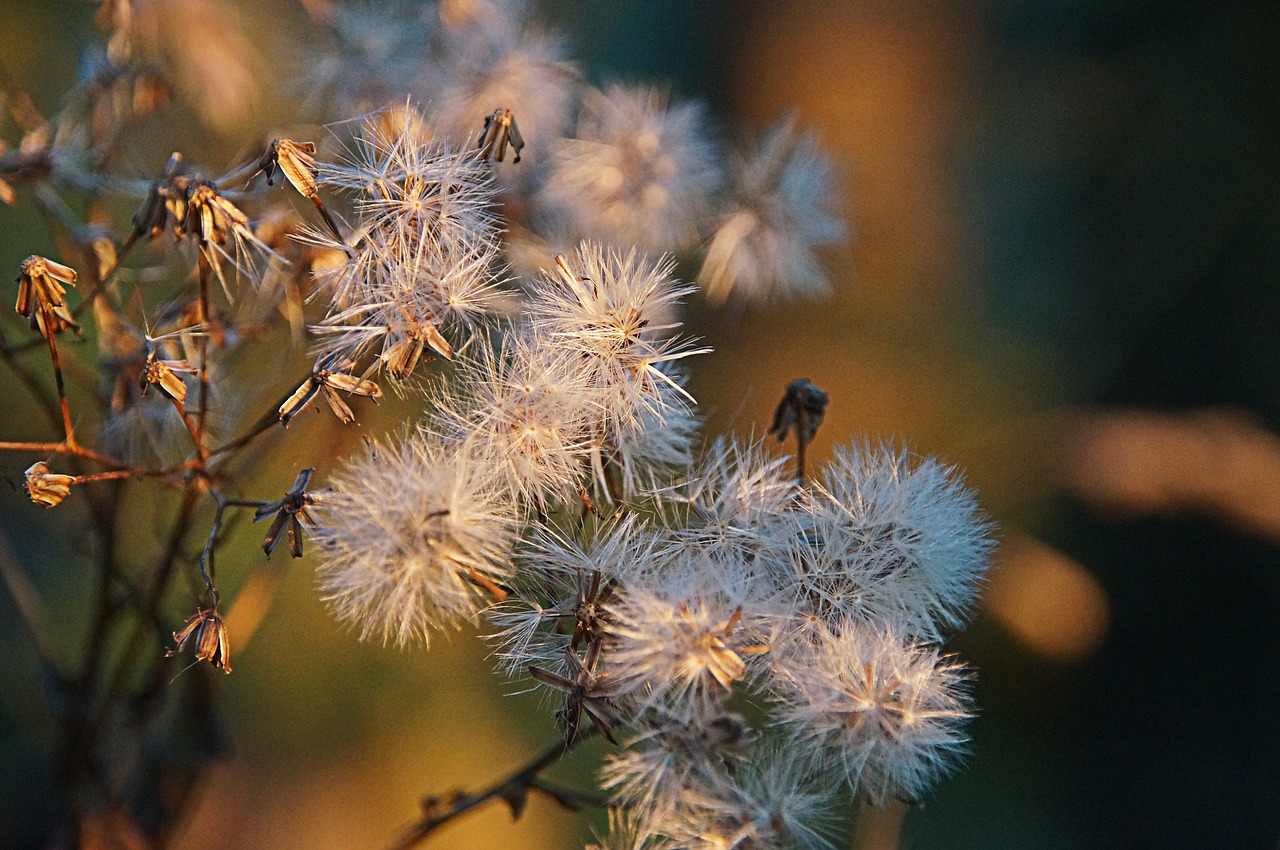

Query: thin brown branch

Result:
[387,736,579,850]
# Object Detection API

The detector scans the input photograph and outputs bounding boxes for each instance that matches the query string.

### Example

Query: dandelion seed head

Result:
[787,442,994,638]
[526,241,707,455]
[428,14,577,174]
[432,330,596,506]
[607,586,764,715]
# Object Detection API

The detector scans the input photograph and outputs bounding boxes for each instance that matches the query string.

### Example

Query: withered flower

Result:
[279,352,382,426]
[182,181,252,247]
[254,139,319,199]
[254,467,328,558]
[166,608,231,674]
[477,107,524,164]
[23,462,75,509]
[769,377,829,446]
[15,255,80,337]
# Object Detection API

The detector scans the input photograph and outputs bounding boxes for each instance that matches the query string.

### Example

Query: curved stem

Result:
[387,735,593,850]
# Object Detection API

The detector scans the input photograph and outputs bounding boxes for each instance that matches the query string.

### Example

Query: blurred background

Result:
[2,0,1280,848]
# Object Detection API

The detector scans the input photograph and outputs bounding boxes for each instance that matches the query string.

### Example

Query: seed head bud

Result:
[477,107,524,164]
[769,378,829,446]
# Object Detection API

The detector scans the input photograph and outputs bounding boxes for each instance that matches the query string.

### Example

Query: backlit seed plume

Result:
[600,707,757,826]
[772,626,972,806]
[309,112,505,373]
[543,85,721,253]
[525,241,708,445]
[700,115,846,305]
[657,437,800,573]
[431,329,597,507]
[790,442,994,638]
[311,432,518,646]
[606,586,766,715]
[298,2,435,117]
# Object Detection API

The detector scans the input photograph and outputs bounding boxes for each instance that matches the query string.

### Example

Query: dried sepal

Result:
[254,139,319,199]
[254,467,329,558]
[166,608,232,673]
[23,462,75,508]
[382,316,453,379]
[279,353,381,426]
[130,153,189,242]
[15,255,80,337]
[477,107,524,164]
[138,338,198,404]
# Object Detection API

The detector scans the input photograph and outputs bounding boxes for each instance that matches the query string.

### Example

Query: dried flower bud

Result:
[15,255,80,337]
[23,462,75,508]
[166,608,232,674]
[477,107,524,164]
[769,378,828,446]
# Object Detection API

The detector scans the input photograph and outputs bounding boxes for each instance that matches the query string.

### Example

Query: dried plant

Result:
[0,3,992,849]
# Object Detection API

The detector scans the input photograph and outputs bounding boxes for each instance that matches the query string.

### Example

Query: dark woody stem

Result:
[387,734,604,850]
[795,403,810,485]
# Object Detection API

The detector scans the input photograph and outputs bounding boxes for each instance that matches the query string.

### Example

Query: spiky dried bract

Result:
[525,242,708,447]
[311,432,517,647]
[700,116,846,305]
[773,627,971,806]
[544,85,721,253]
[431,330,596,506]
[789,442,994,638]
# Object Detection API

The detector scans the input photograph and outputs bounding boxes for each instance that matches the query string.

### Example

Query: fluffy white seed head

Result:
[311,431,517,647]
[543,84,721,253]
[787,442,994,638]
[700,116,847,305]
[525,241,707,445]
[772,625,972,806]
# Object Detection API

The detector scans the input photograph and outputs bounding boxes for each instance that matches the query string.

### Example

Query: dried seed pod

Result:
[477,107,524,164]
[769,378,829,446]
[15,255,80,337]
[166,608,232,673]
[255,467,329,558]
[255,139,319,199]
[23,462,75,508]
[279,353,381,426]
